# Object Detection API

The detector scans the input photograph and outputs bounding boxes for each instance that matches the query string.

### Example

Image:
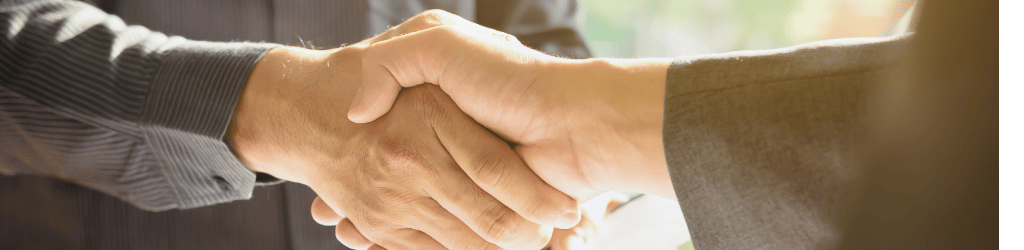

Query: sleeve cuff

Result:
[140,38,279,209]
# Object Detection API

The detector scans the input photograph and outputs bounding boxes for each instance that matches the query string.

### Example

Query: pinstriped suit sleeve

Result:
[0,1,280,211]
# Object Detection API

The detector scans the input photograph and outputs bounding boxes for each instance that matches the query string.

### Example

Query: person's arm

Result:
[346,24,674,202]
[346,17,913,249]
[237,11,593,250]
[537,36,911,250]
[0,1,277,211]
[658,35,911,249]
[2,5,583,249]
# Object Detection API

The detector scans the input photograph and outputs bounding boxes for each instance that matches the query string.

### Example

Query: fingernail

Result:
[555,210,581,229]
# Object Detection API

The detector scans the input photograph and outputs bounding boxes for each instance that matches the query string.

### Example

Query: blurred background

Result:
[577,0,916,58]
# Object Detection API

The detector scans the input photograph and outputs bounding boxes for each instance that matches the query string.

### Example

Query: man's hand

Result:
[346,13,677,202]
[226,11,581,250]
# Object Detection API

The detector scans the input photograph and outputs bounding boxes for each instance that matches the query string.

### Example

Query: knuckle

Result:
[374,186,411,206]
[478,205,549,249]
[403,156,436,177]
[471,152,515,190]
[420,9,454,19]
[522,197,549,222]
[379,140,435,176]
[366,184,422,214]
[406,14,444,33]
[478,205,519,244]
[358,217,392,241]
[415,25,466,71]
[359,187,418,223]
[430,25,462,40]
[411,9,456,28]
[528,191,576,223]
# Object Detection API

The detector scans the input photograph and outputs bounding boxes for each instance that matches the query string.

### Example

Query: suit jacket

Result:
[3,0,996,249]
[661,0,996,248]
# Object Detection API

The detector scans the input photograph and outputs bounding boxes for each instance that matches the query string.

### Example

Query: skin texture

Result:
[226,11,584,250]
[311,190,627,250]
[544,192,628,250]
[347,20,677,202]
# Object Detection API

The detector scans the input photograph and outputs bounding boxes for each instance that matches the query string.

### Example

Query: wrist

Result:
[226,46,353,183]
[549,57,676,198]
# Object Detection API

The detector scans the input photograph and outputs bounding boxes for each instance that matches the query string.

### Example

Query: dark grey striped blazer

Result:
[0,0,590,249]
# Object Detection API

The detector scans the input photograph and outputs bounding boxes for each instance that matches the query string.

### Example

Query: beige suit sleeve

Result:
[661,35,911,249]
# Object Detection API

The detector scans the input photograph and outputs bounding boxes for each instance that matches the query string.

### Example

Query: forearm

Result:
[548,57,677,199]
[658,35,911,249]
[1,1,276,210]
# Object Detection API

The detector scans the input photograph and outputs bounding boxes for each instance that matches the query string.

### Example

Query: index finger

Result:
[428,88,582,229]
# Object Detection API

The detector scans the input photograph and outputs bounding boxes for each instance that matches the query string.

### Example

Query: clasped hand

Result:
[229,9,673,250]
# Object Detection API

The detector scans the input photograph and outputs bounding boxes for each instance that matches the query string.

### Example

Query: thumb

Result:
[347,25,529,123]
[347,26,458,123]
[346,62,404,123]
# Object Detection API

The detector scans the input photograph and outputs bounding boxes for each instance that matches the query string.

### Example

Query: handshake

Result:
[227,10,674,250]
